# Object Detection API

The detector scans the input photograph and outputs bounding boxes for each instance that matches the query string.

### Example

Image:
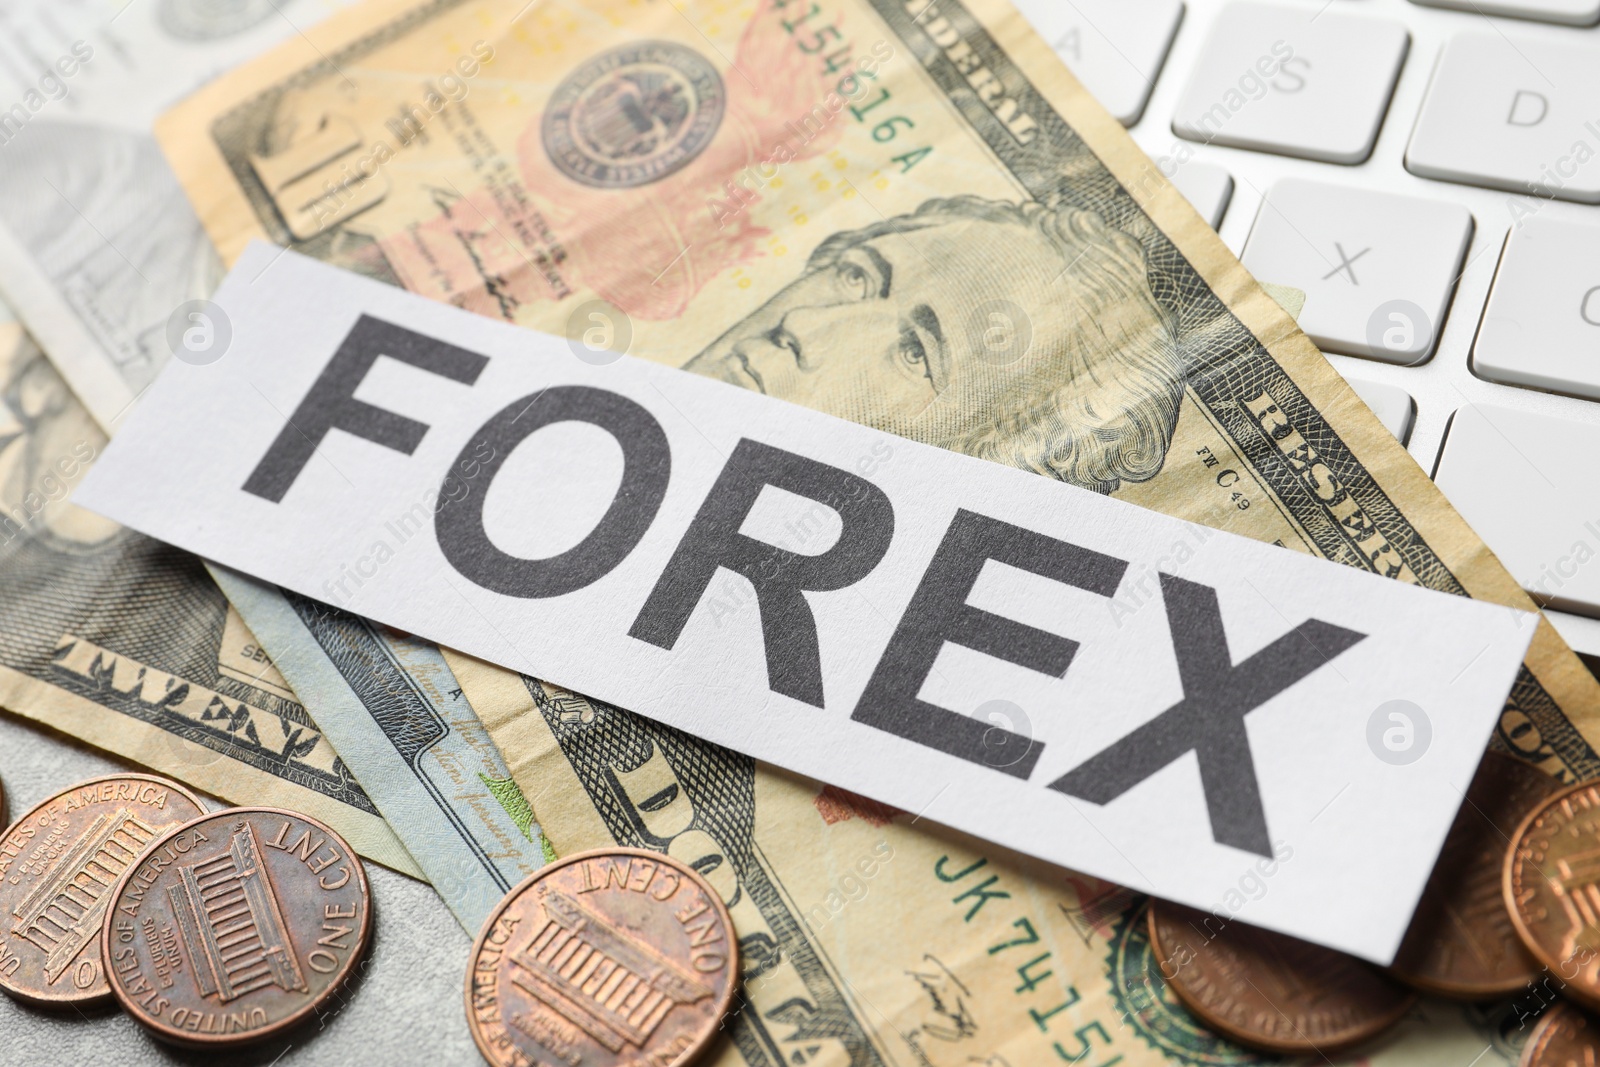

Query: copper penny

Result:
[1147,900,1415,1055]
[0,773,205,1006]
[101,806,371,1047]
[1506,781,1600,1012]
[1392,752,1559,999]
[1521,1001,1600,1067]
[467,847,739,1067]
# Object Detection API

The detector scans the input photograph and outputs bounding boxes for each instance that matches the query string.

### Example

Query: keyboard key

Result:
[1408,0,1600,28]
[1171,2,1409,164]
[1345,379,1416,444]
[1018,0,1184,126]
[1435,404,1600,615]
[1168,160,1234,228]
[1240,179,1473,363]
[1406,34,1600,203]
[1475,217,1600,400]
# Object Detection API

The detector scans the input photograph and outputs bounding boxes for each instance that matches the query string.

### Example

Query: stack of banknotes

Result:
[3,0,1600,1063]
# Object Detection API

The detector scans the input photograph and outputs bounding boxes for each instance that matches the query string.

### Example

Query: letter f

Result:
[243,315,488,503]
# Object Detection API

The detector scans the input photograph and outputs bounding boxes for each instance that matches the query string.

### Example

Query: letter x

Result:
[1049,574,1365,858]
[1320,242,1371,285]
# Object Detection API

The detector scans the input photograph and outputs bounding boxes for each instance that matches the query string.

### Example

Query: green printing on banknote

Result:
[480,772,538,844]
[211,565,549,932]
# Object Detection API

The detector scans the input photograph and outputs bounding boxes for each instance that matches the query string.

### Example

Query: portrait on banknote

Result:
[684,194,1184,494]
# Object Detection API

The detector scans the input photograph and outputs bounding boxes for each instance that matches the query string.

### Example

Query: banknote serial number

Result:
[773,0,933,174]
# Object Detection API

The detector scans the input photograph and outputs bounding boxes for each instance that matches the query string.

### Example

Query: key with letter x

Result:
[1241,179,1473,364]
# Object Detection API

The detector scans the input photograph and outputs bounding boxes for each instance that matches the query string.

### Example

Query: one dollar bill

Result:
[154,0,1600,776]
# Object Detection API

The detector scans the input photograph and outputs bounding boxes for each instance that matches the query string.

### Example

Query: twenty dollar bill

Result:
[0,303,417,875]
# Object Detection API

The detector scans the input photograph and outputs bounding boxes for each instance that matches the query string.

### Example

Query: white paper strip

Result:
[76,244,1536,961]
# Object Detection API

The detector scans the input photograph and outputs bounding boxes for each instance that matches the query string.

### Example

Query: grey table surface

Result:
[0,711,481,1065]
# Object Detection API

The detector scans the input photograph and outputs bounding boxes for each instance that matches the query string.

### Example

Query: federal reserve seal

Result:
[542,41,725,189]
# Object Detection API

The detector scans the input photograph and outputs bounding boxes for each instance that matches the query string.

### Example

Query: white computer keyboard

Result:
[1014,0,1600,664]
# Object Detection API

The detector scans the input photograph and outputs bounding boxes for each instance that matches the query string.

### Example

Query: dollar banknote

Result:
[447,650,1538,1067]
[0,0,356,431]
[131,0,1592,1057]
[210,565,549,931]
[0,301,417,875]
[154,0,1600,778]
